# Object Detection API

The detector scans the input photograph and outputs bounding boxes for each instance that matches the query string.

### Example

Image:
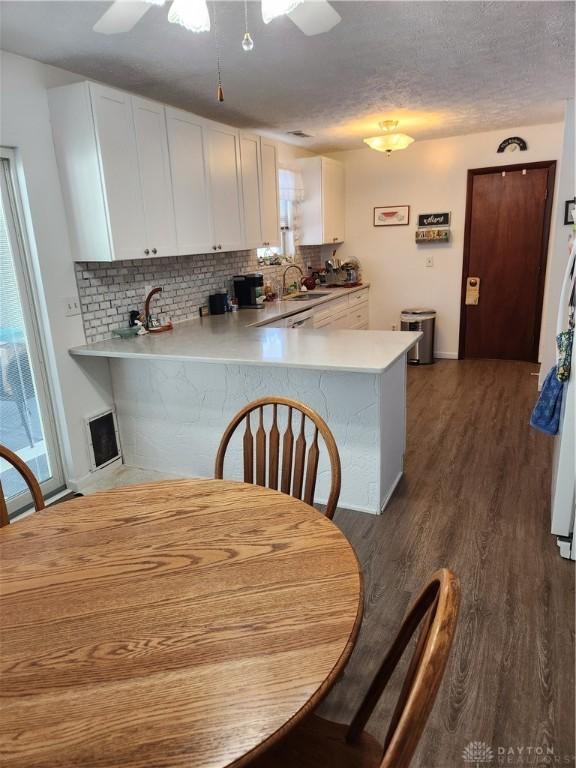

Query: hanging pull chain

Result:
[213,1,224,101]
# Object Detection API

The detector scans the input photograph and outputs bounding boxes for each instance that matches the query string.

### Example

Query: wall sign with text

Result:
[418,212,450,228]
[497,136,527,153]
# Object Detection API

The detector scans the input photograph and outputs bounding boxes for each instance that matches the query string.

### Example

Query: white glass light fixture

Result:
[364,120,415,156]
[261,0,304,24]
[168,0,210,32]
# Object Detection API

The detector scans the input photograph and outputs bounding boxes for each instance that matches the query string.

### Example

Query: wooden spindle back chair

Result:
[250,568,460,768]
[0,443,45,527]
[215,396,341,519]
[347,568,460,767]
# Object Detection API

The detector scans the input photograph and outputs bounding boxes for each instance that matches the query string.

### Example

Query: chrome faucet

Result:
[282,264,303,297]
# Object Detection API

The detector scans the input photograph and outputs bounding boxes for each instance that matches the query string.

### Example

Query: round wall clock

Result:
[497,136,528,153]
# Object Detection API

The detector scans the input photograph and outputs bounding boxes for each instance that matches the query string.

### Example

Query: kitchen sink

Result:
[285,292,331,301]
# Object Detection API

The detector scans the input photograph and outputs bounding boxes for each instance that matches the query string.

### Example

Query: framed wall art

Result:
[373,205,410,227]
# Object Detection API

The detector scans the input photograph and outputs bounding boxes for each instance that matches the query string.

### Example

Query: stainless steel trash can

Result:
[401,309,436,365]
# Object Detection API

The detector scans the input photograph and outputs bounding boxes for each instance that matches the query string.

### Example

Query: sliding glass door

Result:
[0,150,64,516]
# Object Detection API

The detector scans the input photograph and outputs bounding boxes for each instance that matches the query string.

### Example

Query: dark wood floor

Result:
[319,359,575,767]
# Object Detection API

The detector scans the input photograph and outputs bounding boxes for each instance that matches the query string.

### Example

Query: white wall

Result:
[0,50,114,487]
[539,101,575,384]
[331,122,564,358]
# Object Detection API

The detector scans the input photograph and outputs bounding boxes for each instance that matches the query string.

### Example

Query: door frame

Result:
[458,160,557,361]
[0,148,65,515]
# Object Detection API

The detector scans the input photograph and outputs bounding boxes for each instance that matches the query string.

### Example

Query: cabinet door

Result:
[205,123,244,252]
[260,138,280,247]
[132,97,177,258]
[165,107,213,255]
[89,83,147,260]
[322,159,345,244]
[239,133,262,249]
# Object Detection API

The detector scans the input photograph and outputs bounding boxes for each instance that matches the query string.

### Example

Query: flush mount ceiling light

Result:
[364,120,415,156]
[261,0,303,24]
[168,0,211,32]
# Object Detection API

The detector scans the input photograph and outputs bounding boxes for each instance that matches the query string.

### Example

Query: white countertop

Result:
[70,285,422,374]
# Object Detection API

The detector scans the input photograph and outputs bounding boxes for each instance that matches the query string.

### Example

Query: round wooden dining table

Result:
[0,478,363,768]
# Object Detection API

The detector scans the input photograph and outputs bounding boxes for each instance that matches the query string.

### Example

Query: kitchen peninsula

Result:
[71,290,420,514]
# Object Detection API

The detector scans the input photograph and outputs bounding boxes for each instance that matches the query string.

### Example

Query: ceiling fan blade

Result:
[93,2,152,34]
[288,0,341,36]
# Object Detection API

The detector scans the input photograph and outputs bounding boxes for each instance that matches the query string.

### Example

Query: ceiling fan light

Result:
[168,0,210,32]
[261,0,304,24]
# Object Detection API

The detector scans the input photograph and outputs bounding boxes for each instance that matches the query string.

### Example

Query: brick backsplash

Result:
[74,246,323,343]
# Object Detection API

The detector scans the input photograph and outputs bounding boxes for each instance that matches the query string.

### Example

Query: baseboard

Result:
[67,457,123,493]
[434,351,459,360]
[314,471,403,516]
[379,470,403,513]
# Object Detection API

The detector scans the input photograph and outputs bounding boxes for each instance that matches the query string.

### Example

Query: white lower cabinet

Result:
[265,288,370,331]
[312,288,369,329]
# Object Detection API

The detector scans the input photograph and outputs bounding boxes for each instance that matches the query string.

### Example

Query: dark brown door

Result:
[460,161,555,361]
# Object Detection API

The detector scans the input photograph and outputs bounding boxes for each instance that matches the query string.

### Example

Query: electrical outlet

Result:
[425,254,434,268]
[63,296,81,317]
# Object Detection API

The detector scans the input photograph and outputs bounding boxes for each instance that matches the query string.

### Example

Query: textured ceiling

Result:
[0,1,573,151]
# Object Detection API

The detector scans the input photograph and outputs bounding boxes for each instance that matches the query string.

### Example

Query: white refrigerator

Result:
[551,243,576,559]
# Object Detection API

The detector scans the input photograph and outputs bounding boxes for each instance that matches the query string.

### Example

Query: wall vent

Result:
[85,408,121,471]
[286,130,313,138]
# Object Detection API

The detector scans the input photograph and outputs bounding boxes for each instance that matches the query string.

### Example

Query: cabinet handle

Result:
[212,245,217,251]
[333,237,338,242]
[218,244,222,250]
[144,248,150,255]
[151,247,157,255]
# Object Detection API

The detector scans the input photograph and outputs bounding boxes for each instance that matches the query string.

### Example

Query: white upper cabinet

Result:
[131,96,177,258]
[259,138,280,247]
[49,81,279,261]
[90,84,148,260]
[239,133,262,249]
[204,122,244,253]
[240,133,280,249]
[298,156,345,245]
[49,82,177,261]
[322,158,345,244]
[165,107,214,256]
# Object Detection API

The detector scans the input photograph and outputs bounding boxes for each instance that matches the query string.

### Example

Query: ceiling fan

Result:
[93,0,342,37]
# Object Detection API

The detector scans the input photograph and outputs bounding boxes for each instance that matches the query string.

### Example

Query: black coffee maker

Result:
[233,273,264,308]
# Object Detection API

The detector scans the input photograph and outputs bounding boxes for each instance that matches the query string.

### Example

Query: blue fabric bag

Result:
[530,366,564,436]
